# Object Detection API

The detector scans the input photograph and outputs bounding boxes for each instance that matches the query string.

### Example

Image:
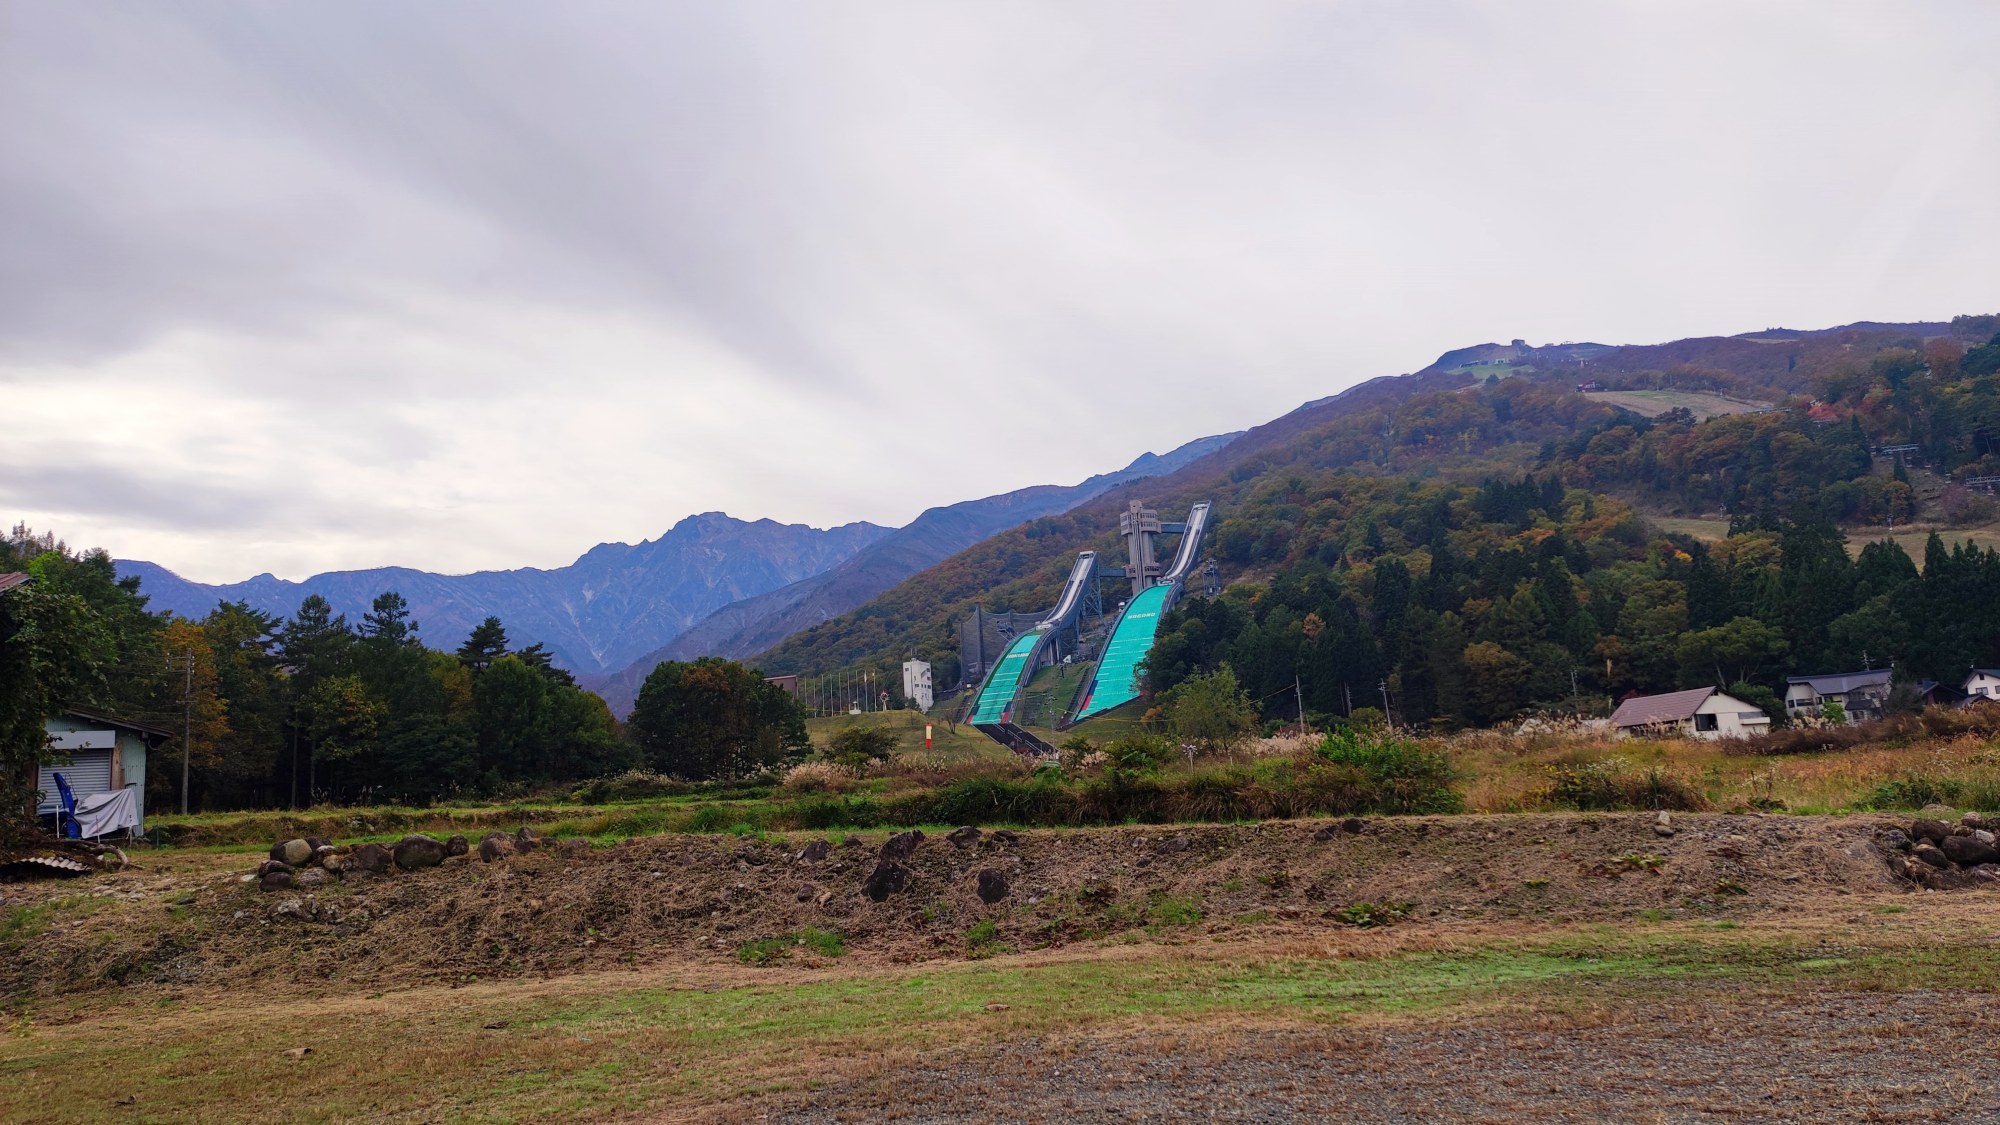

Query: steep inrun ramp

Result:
[1069,502,1210,724]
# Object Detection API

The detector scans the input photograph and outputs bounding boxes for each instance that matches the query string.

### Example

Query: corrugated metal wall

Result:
[36,749,113,814]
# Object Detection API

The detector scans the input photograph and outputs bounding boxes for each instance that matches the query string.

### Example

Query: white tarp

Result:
[72,786,139,837]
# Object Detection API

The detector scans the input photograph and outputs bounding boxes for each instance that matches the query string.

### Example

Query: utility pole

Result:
[1379,679,1393,729]
[180,650,193,816]
[1294,676,1305,733]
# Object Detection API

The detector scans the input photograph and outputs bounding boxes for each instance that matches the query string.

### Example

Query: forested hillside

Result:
[757,315,2000,721]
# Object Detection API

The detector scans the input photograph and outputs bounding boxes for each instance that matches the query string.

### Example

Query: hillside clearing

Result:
[1583,389,1771,420]
[1651,516,2000,566]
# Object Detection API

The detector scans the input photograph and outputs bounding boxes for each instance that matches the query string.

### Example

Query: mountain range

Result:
[117,434,1237,705]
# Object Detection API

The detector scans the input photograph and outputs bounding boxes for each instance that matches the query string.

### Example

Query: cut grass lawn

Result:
[5,905,1997,1123]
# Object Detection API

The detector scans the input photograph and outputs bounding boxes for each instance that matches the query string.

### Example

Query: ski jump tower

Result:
[1120,500,1163,596]
[962,498,1213,757]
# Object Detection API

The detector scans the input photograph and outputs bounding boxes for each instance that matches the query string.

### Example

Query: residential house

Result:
[1784,670,1892,724]
[1610,687,1771,741]
[1961,669,2000,705]
[35,710,171,838]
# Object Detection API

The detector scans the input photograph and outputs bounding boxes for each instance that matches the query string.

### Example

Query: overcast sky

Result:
[3,3,1996,583]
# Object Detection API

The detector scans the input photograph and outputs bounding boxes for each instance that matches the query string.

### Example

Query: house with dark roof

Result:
[1784,669,1892,724]
[1610,686,1770,741]
[1962,669,2000,705]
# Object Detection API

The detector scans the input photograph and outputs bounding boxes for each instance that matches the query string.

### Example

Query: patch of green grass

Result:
[1332,901,1413,928]
[0,896,109,944]
[736,927,847,965]
[964,920,1006,958]
[1145,895,1204,929]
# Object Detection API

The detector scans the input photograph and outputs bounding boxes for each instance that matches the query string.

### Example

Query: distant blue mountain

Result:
[116,433,1237,690]
[579,431,1242,714]
[117,513,891,675]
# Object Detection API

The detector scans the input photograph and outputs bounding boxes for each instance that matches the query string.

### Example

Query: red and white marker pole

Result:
[925,724,933,750]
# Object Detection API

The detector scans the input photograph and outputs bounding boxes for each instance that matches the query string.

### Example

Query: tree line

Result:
[1,526,808,822]
[1146,471,2000,730]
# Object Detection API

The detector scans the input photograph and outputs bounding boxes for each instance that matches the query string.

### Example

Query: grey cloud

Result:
[3,2,1998,579]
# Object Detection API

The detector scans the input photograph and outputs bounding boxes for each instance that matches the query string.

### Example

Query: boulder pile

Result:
[1881,813,2000,889]
[253,827,560,892]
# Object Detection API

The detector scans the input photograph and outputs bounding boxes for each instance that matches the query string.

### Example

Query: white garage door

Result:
[36,748,114,814]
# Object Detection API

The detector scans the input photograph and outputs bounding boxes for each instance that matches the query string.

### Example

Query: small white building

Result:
[35,710,170,838]
[1784,670,1892,723]
[1610,687,1770,741]
[902,660,934,713]
[1963,669,2000,701]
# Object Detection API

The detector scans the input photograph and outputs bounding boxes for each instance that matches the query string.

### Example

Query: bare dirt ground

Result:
[3,813,1991,1123]
[0,812,1902,998]
[749,988,1996,1124]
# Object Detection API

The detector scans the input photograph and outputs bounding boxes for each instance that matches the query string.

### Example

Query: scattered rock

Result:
[975,868,1010,904]
[842,835,863,848]
[268,897,309,920]
[318,851,343,877]
[734,844,767,866]
[990,830,1019,845]
[444,835,469,858]
[259,871,295,892]
[983,1003,1010,1012]
[1926,866,1979,891]
[273,838,313,867]
[348,843,392,875]
[559,838,590,860]
[1155,834,1191,854]
[796,839,832,863]
[258,859,295,877]
[948,826,982,847]
[880,830,925,864]
[281,1046,313,1059]
[304,835,331,852]
[1941,835,2000,867]
[296,867,330,890]
[311,845,339,869]
[796,883,819,903]
[1341,818,1367,835]
[392,835,448,871]
[1911,842,1952,871]
[1878,828,1913,853]
[1910,819,1952,845]
[863,861,910,901]
[1653,811,1676,838]
[515,826,541,852]
[1312,825,1338,842]
[1962,812,1987,831]
[479,832,514,863]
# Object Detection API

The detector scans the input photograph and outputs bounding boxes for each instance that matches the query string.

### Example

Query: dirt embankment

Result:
[2,812,1908,999]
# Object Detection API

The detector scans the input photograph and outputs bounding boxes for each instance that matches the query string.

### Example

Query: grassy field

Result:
[3,898,1995,1123]
[1651,515,2000,566]
[1583,389,1769,420]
